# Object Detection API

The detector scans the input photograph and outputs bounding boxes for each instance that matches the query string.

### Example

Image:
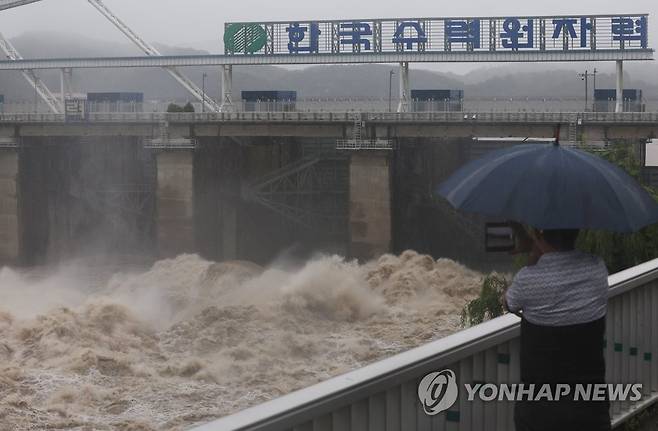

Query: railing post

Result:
[616,60,624,113]
[220,64,234,112]
[397,62,410,113]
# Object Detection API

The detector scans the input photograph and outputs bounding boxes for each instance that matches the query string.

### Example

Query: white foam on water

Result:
[0,251,483,430]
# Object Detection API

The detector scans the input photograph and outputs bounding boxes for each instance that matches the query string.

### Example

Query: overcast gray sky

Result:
[1,0,656,73]
[3,0,656,48]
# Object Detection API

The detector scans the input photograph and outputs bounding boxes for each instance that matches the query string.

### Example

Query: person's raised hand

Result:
[527,243,543,266]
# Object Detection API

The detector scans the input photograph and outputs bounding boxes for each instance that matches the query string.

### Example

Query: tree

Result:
[166,102,195,113]
[461,274,508,327]
[167,103,184,113]
[576,142,658,273]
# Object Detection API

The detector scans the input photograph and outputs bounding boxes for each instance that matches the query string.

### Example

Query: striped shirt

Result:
[505,250,609,326]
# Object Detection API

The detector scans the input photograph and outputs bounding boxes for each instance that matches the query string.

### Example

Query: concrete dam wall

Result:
[2,135,501,269]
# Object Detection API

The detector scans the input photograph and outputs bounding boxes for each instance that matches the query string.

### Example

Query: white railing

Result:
[1,111,658,125]
[6,98,658,116]
[336,139,394,150]
[191,258,658,431]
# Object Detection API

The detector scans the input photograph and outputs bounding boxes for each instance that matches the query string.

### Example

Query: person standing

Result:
[505,228,611,431]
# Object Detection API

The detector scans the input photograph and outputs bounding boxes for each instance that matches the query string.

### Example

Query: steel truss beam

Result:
[244,154,348,233]
[0,0,43,11]
[86,0,221,112]
[0,32,62,113]
[0,49,652,71]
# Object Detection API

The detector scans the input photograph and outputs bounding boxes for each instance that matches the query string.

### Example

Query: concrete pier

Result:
[156,151,195,257]
[193,140,243,261]
[349,151,392,261]
[0,151,19,262]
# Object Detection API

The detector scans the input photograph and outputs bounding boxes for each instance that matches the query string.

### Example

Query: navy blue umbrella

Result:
[436,143,658,233]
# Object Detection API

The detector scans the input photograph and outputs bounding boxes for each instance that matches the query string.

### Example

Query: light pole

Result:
[34,77,39,114]
[592,68,597,92]
[592,68,598,111]
[578,69,597,112]
[579,70,590,111]
[388,70,395,112]
[201,72,207,113]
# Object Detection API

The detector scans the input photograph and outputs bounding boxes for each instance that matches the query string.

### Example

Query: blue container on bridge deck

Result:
[241,91,297,112]
[411,89,463,112]
[594,89,643,112]
[86,92,144,113]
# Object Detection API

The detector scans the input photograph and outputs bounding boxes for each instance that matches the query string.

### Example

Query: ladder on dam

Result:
[568,119,579,144]
[144,121,196,149]
[336,115,394,150]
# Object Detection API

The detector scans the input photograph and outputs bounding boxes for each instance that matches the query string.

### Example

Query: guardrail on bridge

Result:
[191,258,658,431]
[2,111,658,124]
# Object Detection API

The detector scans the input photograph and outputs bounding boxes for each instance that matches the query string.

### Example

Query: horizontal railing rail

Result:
[0,49,652,71]
[1,111,658,125]
[7,96,658,116]
[191,258,658,431]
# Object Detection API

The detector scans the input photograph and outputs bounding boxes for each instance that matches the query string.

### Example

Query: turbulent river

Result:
[0,250,483,430]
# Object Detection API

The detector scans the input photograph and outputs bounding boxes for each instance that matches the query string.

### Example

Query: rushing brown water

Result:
[0,250,483,430]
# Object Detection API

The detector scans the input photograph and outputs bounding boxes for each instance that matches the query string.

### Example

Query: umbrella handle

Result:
[554,123,561,146]
[509,222,534,255]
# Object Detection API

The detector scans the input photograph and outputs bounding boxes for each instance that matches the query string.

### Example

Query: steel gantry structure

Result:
[0,0,221,112]
[0,3,654,114]
[0,0,40,10]
[86,0,221,112]
[0,32,63,113]
[0,1,64,113]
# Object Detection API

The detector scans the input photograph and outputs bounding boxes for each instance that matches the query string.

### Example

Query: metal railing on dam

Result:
[7,98,658,114]
[3,111,658,124]
[191,258,658,431]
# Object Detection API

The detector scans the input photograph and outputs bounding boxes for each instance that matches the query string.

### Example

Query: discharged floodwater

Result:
[0,251,483,430]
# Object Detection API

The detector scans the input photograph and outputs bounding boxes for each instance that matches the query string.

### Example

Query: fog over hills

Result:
[2,31,657,102]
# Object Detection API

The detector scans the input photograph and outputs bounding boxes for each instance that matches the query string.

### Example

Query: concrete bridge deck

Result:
[1,111,657,140]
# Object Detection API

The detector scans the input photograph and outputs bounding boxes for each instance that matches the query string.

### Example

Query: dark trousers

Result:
[515,398,611,431]
[516,317,611,431]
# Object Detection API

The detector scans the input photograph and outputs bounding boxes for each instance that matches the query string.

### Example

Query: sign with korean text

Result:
[224,14,649,56]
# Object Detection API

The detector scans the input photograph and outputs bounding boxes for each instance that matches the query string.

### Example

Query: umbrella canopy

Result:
[436,143,658,233]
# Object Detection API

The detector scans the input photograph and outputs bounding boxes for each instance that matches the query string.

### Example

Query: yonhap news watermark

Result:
[418,369,643,416]
[461,382,643,403]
